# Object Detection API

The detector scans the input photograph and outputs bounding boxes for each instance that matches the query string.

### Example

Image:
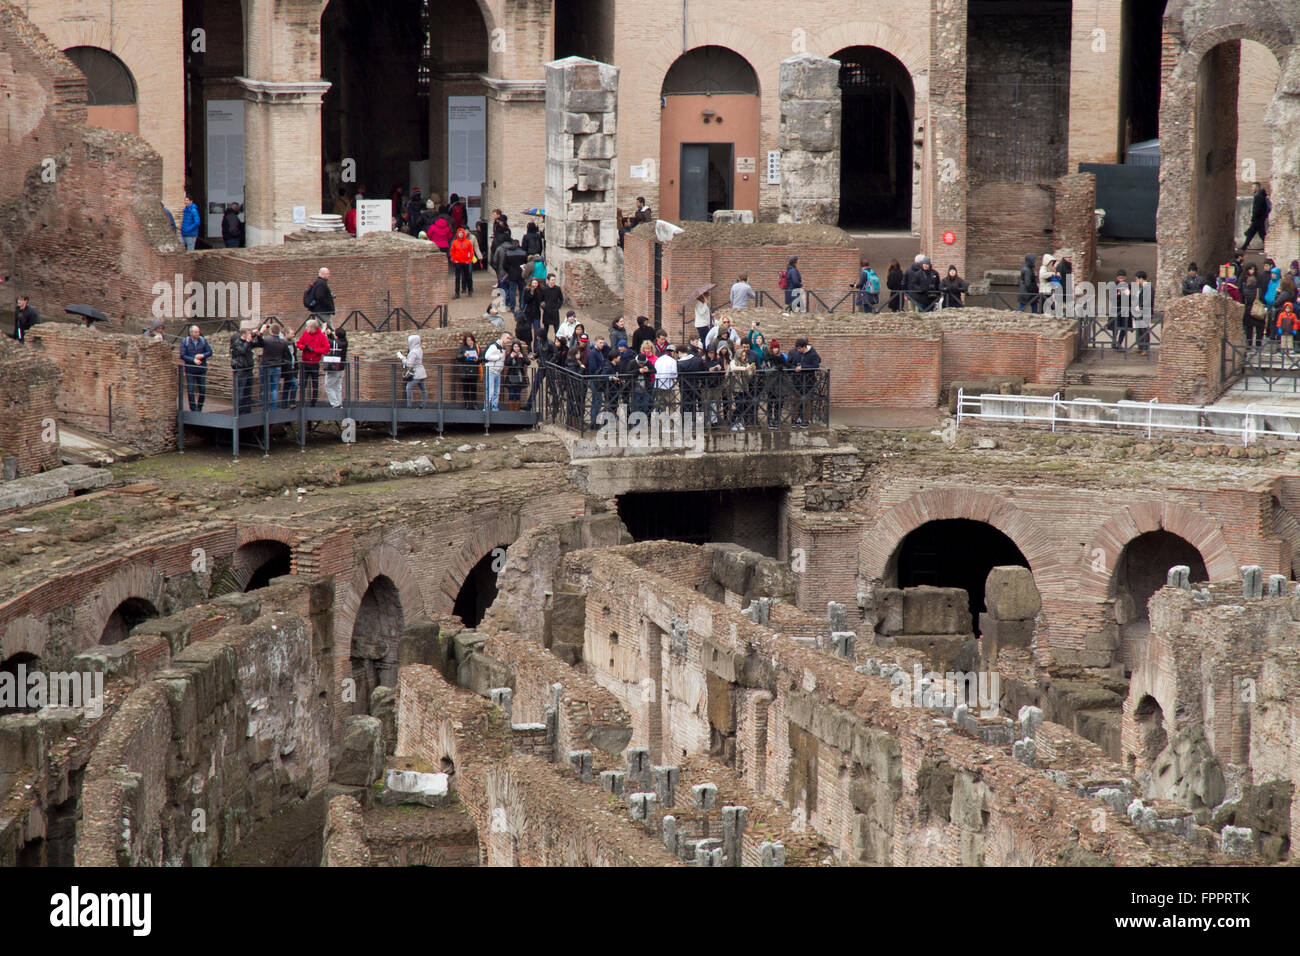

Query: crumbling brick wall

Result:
[27,325,176,453]
[0,338,61,476]
[1153,290,1238,405]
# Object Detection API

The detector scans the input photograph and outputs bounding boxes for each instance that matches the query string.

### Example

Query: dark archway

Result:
[617,488,783,557]
[891,519,1031,634]
[833,46,913,229]
[1133,694,1168,769]
[64,46,139,136]
[100,598,159,645]
[1,652,41,716]
[349,575,405,716]
[1115,530,1208,622]
[242,541,293,592]
[454,549,505,628]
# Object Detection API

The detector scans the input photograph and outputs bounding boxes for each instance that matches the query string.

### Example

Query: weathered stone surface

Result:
[984,566,1041,620]
[902,587,969,634]
[331,716,385,787]
[378,769,449,808]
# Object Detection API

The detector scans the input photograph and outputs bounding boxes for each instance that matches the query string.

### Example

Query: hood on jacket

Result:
[456,228,468,239]
[1024,254,1036,268]
[407,334,421,350]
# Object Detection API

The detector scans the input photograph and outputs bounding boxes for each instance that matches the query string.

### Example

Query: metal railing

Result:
[1075,314,1163,357]
[158,296,448,346]
[535,362,830,437]
[956,389,1300,445]
[1221,340,1300,392]
[176,355,538,456]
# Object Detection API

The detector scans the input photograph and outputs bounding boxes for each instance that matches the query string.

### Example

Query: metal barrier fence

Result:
[956,389,1300,445]
[1221,340,1300,392]
[535,362,830,437]
[177,355,538,456]
[160,298,448,346]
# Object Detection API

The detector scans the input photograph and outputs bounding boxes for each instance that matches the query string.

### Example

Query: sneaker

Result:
[730,423,741,432]
[768,422,780,429]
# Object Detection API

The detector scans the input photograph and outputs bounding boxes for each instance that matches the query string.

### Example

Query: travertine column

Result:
[239,0,330,246]
[544,56,621,302]
[928,0,968,279]
[777,54,840,224]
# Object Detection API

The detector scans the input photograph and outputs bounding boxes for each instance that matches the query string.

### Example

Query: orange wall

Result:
[658,93,759,221]
[87,104,139,134]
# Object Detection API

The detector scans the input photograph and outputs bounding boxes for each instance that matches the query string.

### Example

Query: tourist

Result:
[631,340,656,417]
[255,321,290,410]
[522,278,544,351]
[180,193,200,250]
[143,318,166,342]
[634,196,652,223]
[279,325,299,409]
[398,334,427,408]
[428,207,453,261]
[522,221,544,258]
[457,332,481,408]
[321,319,348,408]
[497,237,527,312]
[12,294,39,342]
[694,290,713,343]
[886,260,906,312]
[483,331,511,412]
[306,267,335,324]
[451,227,476,298]
[783,256,804,311]
[333,187,350,217]
[1242,182,1270,251]
[726,343,755,431]
[790,337,821,426]
[729,274,756,310]
[631,315,655,353]
[1181,262,1207,296]
[940,265,968,309]
[504,341,531,410]
[608,315,632,349]
[1278,302,1298,352]
[295,318,330,408]
[343,200,357,237]
[1109,269,1131,350]
[654,341,679,395]
[1264,266,1283,339]
[675,342,705,416]
[856,260,880,312]
[1038,253,1056,294]
[906,257,940,312]
[542,275,565,341]
[448,193,467,232]
[221,201,244,248]
[1017,253,1040,313]
[764,338,790,428]
[230,324,257,415]
[1242,265,1264,348]
[653,329,670,357]
[705,314,741,350]
[1131,272,1152,354]
[179,324,212,411]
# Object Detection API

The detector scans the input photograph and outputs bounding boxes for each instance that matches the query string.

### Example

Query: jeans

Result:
[324,370,344,407]
[485,369,501,411]
[185,367,207,410]
[183,235,197,251]
[406,378,426,407]
[504,279,520,310]
[234,368,253,414]
[281,372,297,408]
[300,364,320,406]
[262,366,281,410]
[589,383,604,428]
[455,262,473,295]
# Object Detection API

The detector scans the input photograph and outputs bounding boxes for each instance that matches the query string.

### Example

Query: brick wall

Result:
[28,325,177,453]
[1052,173,1098,288]
[966,183,1054,284]
[1154,291,1237,405]
[0,339,61,476]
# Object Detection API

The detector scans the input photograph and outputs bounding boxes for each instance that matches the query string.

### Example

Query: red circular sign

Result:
[662,278,669,291]
[942,231,957,245]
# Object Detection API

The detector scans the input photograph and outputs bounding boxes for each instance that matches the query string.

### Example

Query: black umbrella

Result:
[65,305,109,322]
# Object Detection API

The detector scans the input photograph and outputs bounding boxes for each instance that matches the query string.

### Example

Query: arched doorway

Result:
[1131,694,1168,772]
[832,46,913,230]
[659,46,760,222]
[454,549,505,628]
[349,575,404,715]
[63,46,138,134]
[100,598,159,645]
[238,541,293,592]
[889,519,1031,634]
[1,652,41,716]
[1114,530,1208,623]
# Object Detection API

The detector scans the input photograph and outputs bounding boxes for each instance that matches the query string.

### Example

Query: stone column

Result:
[239,0,331,246]
[777,54,840,224]
[928,0,968,277]
[544,56,621,303]
[483,78,547,226]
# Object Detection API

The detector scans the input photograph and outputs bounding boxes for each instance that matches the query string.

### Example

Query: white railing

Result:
[955,389,1300,445]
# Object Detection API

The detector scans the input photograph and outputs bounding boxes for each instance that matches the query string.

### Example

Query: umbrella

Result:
[521,208,545,217]
[65,305,108,322]
[683,283,716,307]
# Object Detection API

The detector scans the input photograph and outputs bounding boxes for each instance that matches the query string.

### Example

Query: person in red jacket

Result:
[450,227,476,298]
[1278,301,1298,352]
[344,201,357,236]
[296,318,331,408]
[429,213,453,264]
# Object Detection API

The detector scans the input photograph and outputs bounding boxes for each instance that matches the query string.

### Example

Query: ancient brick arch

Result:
[643,29,769,98]
[335,544,422,653]
[862,489,1063,587]
[440,514,522,614]
[229,528,299,593]
[1083,501,1237,601]
[0,617,51,664]
[807,21,928,79]
[80,563,166,651]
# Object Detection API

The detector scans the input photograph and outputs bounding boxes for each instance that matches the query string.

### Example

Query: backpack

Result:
[777,269,788,290]
[303,283,317,310]
[861,268,880,294]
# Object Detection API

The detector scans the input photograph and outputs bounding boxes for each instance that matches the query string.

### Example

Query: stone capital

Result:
[481,76,546,103]
[236,77,333,105]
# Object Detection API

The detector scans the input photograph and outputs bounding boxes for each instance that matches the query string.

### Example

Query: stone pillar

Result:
[240,0,331,246]
[484,78,547,226]
[777,54,840,224]
[544,56,621,304]
[928,0,968,278]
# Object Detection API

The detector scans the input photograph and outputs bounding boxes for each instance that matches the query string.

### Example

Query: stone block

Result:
[1063,385,1129,403]
[984,566,1041,619]
[378,769,449,808]
[1241,565,1263,598]
[331,716,384,787]
[370,686,397,755]
[902,586,969,634]
[978,613,1035,652]
[779,53,841,100]
[876,588,904,635]
[692,782,718,811]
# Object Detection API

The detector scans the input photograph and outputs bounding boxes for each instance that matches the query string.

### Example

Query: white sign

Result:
[292,206,307,224]
[448,96,486,225]
[205,99,245,239]
[357,199,391,237]
[630,164,648,180]
[736,156,756,174]
[766,151,781,185]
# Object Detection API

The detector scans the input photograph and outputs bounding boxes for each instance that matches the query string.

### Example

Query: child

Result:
[1278,301,1298,351]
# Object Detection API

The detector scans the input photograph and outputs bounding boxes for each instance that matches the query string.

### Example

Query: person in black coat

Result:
[230,327,257,414]
[790,337,821,427]
[905,258,940,312]
[221,202,244,247]
[1017,253,1040,313]
[631,315,656,353]
[541,276,565,337]
[457,333,482,408]
[1243,183,1270,251]
[11,295,39,342]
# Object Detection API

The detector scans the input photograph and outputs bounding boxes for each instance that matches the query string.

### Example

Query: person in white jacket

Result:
[483,331,512,411]
[398,333,427,407]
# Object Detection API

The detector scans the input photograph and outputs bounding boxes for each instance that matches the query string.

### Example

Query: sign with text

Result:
[357,199,392,237]
[448,96,486,224]
[205,99,245,239]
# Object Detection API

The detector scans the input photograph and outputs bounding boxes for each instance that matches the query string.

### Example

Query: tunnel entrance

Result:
[833,46,913,230]
[349,575,404,715]
[99,598,159,645]
[1115,530,1208,622]
[1,652,41,716]
[1133,694,1168,770]
[617,488,783,557]
[891,519,1030,634]
[454,549,505,629]
[240,541,293,592]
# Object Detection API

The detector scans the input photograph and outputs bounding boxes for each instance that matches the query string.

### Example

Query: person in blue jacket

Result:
[181,194,201,250]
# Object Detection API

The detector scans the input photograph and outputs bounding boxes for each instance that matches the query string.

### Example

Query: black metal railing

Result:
[1221,340,1300,392]
[535,362,830,437]
[1076,313,1163,357]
